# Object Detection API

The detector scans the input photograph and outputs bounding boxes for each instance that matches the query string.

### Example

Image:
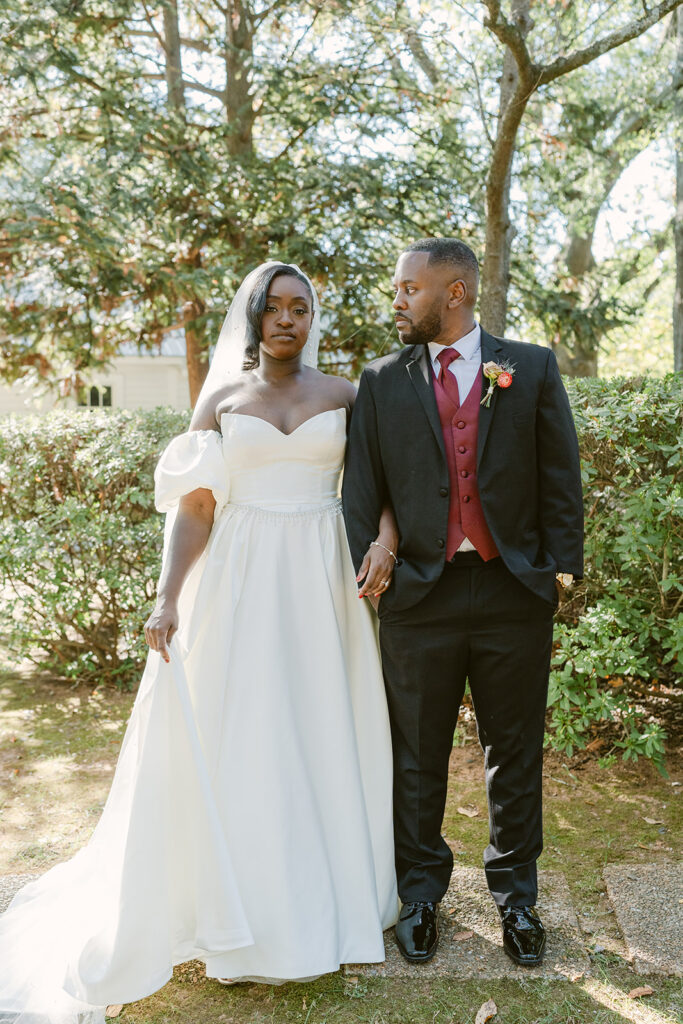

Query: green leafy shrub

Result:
[549,374,683,769]
[0,378,680,768]
[0,408,189,687]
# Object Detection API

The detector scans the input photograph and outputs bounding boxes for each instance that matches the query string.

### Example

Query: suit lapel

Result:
[477,329,505,467]
[405,346,447,461]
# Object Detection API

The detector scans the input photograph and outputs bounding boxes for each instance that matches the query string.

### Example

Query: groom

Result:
[342,238,583,966]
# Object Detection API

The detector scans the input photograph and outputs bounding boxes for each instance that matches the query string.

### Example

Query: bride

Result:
[0,262,398,1023]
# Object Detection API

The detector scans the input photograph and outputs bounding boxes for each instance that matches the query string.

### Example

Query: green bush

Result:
[549,375,683,769]
[0,408,189,687]
[0,377,680,766]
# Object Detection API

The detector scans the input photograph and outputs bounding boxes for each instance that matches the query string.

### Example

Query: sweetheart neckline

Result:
[220,407,346,438]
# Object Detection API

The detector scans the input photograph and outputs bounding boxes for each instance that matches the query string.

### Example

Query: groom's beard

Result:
[397,305,442,347]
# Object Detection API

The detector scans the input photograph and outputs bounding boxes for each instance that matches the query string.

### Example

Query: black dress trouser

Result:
[378,553,554,908]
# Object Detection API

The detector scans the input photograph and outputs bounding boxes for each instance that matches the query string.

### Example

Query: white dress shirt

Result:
[428,323,481,404]
[428,323,482,552]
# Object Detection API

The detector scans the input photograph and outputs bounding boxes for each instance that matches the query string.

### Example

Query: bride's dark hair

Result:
[243,263,314,370]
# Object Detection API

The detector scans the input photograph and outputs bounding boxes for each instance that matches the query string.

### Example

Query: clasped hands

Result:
[356,537,398,610]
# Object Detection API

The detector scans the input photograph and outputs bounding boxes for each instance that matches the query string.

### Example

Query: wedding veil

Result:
[195,261,321,410]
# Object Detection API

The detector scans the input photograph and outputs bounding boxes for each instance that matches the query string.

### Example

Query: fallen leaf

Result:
[346,975,358,984]
[475,999,497,1024]
[628,986,654,999]
[457,806,479,818]
[569,971,585,982]
[452,930,474,941]
[643,817,664,825]
[105,1007,123,1019]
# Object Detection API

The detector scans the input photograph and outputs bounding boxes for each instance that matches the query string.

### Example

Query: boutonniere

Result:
[481,360,515,408]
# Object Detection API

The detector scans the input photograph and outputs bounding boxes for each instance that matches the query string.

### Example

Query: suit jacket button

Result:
[456,420,466,429]
[458,445,466,453]
[462,495,471,503]
[460,470,468,478]
[440,487,448,497]
[437,538,445,548]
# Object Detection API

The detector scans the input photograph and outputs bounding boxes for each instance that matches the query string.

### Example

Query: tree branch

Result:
[538,0,683,85]
[444,40,494,146]
[481,0,536,82]
[395,0,441,86]
[141,0,167,54]
[282,7,320,64]
[127,28,216,54]
[253,0,293,27]
[141,73,225,99]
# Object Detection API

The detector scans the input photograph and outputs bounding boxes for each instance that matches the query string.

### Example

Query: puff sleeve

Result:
[154,430,228,514]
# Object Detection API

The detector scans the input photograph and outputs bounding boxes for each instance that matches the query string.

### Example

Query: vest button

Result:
[440,487,448,497]
[437,538,445,548]
[462,495,471,503]
[458,445,466,454]
[456,420,466,429]
[460,470,468,478]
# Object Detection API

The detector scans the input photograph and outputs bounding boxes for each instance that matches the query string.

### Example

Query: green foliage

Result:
[0,376,680,769]
[0,408,189,686]
[1,0,676,394]
[548,374,683,768]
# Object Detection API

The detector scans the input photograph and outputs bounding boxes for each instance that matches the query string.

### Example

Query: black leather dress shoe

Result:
[499,905,546,966]
[395,901,439,962]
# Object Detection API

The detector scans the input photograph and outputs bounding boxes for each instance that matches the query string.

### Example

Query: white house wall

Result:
[0,356,191,415]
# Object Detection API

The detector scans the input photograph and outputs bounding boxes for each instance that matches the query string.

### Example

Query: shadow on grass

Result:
[0,667,134,871]
[118,965,682,1024]
[1,670,681,1022]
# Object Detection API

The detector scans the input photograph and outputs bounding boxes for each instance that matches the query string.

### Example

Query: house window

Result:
[79,385,112,408]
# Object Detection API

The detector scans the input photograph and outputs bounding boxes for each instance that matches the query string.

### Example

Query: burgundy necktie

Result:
[437,348,461,408]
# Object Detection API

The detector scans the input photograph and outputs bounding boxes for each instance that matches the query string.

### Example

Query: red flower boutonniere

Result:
[481,360,516,408]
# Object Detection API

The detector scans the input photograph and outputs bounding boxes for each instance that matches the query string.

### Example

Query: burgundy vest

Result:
[431,362,499,561]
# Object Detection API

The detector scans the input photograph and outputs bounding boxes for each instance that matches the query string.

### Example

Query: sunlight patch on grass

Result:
[581,978,682,1024]
[28,756,75,779]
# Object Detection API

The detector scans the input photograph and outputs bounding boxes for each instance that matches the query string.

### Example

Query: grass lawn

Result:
[0,668,681,1024]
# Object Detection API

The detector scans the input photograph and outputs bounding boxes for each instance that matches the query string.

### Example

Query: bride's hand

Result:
[356,542,396,600]
[144,602,178,664]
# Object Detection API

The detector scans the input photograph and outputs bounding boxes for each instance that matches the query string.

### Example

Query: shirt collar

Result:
[428,322,481,366]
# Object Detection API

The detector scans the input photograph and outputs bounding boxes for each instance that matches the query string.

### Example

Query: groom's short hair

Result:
[404,238,479,283]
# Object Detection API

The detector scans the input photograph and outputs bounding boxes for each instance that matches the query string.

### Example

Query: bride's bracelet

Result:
[371,540,398,565]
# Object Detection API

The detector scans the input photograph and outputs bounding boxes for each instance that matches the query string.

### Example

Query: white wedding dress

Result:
[0,406,397,1024]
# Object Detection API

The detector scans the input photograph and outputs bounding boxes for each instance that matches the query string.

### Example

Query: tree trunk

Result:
[479,0,681,341]
[675,8,683,372]
[552,336,598,377]
[162,0,185,111]
[479,0,531,336]
[183,291,209,407]
[159,1,209,404]
[565,231,596,278]
[225,0,255,156]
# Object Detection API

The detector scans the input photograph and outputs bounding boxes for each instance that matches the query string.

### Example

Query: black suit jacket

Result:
[342,330,584,611]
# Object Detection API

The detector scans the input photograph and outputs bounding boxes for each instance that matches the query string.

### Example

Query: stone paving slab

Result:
[603,863,682,977]
[0,873,39,912]
[346,868,589,980]
[3,868,588,980]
